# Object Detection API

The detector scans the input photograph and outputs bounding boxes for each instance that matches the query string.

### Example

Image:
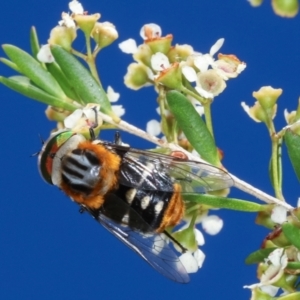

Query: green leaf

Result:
[0,76,77,111]
[245,247,277,264]
[50,45,113,116]
[284,129,300,182]
[282,222,300,250]
[184,193,265,212]
[0,57,20,73]
[166,90,219,166]
[46,62,83,103]
[278,292,300,300]
[30,26,40,59]
[2,44,66,99]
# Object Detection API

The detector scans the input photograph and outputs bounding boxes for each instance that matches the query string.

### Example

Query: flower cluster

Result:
[119,24,246,138]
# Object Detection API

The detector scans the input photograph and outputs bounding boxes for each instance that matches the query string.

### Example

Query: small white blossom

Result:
[69,0,84,14]
[202,215,223,235]
[140,23,162,40]
[118,38,138,54]
[151,52,170,71]
[64,104,102,129]
[271,206,287,224]
[244,248,288,290]
[37,45,55,63]
[146,119,161,136]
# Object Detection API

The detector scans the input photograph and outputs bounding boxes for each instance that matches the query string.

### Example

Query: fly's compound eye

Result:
[38,130,80,184]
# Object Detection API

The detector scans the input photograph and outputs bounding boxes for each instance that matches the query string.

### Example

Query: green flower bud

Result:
[73,13,100,36]
[124,63,152,90]
[272,0,299,17]
[91,22,118,49]
[48,26,77,51]
[146,34,173,55]
[253,86,282,110]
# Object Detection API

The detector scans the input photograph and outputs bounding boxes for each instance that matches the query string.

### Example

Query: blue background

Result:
[0,1,299,299]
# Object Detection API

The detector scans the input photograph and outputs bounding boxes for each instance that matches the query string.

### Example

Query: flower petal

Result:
[107,85,120,102]
[146,119,161,136]
[151,52,170,71]
[271,206,287,224]
[202,215,223,235]
[69,0,84,14]
[209,38,224,56]
[182,66,197,82]
[37,45,55,63]
[179,252,198,273]
[118,38,138,54]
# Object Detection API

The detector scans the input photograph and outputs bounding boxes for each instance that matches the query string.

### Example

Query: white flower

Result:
[69,0,84,14]
[244,248,288,290]
[37,45,55,63]
[271,206,287,224]
[118,38,138,54]
[107,86,120,102]
[151,52,170,71]
[140,23,162,40]
[202,215,223,235]
[193,38,224,72]
[146,119,161,136]
[58,12,76,28]
[64,104,102,129]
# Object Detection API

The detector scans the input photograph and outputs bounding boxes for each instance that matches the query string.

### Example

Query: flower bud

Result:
[73,13,101,36]
[253,86,282,110]
[241,101,276,123]
[48,26,77,51]
[168,44,194,63]
[124,63,152,90]
[154,62,183,89]
[172,226,198,252]
[91,22,118,49]
[145,34,173,55]
[133,44,153,67]
[248,0,263,6]
[272,0,299,17]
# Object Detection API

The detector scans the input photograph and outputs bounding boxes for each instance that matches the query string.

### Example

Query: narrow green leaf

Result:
[282,222,300,250]
[2,44,66,99]
[30,26,40,59]
[46,62,83,103]
[0,76,77,111]
[287,262,300,269]
[0,57,20,73]
[284,129,300,182]
[50,45,113,116]
[184,193,265,212]
[245,247,277,264]
[166,90,219,166]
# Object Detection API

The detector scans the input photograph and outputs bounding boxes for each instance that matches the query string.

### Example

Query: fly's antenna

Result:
[30,134,45,157]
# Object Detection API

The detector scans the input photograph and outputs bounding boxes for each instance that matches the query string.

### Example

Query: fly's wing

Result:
[85,193,190,283]
[119,149,233,193]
